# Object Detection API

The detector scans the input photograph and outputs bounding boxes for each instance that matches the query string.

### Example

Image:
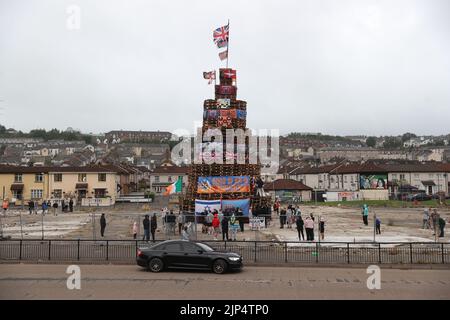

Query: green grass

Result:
[301,199,446,208]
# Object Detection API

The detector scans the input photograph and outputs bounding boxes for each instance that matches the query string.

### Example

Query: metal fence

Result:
[0,239,449,265]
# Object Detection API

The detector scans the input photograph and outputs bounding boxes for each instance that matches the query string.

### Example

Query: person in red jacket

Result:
[212,213,220,240]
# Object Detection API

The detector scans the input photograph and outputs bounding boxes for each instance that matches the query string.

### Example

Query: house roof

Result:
[151,165,189,175]
[421,180,436,186]
[0,165,117,174]
[264,179,313,191]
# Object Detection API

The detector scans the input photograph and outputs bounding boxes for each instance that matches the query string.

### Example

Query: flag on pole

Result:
[219,50,228,61]
[213,25,229,46]
[223,69,236,79]
[164,178,182,195]
[203,70,216,84]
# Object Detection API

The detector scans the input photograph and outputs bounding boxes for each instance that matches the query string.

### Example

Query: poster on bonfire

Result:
[197,176,250,194]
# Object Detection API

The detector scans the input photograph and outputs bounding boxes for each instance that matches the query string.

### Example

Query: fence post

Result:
[19,240,22,260]
[442,243,445,264]
[254,241,257,263]
[316,242,319,263]
[48,240,51,261]
[378,243,381,264]
[284,242,288,263]
[106,240,109,261]
[409,243,413,264]
[135,240,138,258]
[347,243,350,264]
[77,239,80,261]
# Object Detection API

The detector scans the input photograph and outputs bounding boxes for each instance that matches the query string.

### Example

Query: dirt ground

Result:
[1,204,448,243]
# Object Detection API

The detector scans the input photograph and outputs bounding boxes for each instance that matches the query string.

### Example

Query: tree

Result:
[401,132,417,143]
[366,136,377,147]
[383,137,402,149]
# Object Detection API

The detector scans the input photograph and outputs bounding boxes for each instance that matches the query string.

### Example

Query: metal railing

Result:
[0,239,448,265]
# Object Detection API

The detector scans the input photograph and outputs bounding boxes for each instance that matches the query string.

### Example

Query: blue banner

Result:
[221,199,250,216]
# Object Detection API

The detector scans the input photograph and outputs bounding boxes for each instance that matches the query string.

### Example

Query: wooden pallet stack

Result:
[181,68,271,213]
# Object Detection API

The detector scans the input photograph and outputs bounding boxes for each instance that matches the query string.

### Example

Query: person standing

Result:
[181,226,190,240]
[28,200,34,215]
[221,215,229,241]
[150,213,157,242]
[100,213,106,237]
[143,215,150,241]
[255,177,265,197]
[212,212,220,240]
[41,201,48,215]
[296,215,305,241]
[229,214,239,241]
[61,199,65,213]
[177,212,185,235]
[362,204,369,226]
[69,198,74,212]
[431,209,438,235]
[438,216,446,238]
[52,201,58,216]
[132,221,138,239]
[286,205,292,229]
[319,217,325,240]
[2,199,9,215]
[304,216,314,241]
[237,208,245,232]
[279,207,286,229]
[422,209,430,229]
[376,216,381,235]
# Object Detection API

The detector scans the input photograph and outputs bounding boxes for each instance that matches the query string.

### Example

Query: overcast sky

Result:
[1,0,449,136]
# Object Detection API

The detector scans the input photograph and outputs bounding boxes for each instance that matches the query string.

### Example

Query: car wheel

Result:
[212,259,227,274]
[148,258,164,272]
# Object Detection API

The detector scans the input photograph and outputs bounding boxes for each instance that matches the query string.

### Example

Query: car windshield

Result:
[196,242,214,252]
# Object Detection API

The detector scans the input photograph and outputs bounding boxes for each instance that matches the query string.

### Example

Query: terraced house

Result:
[0,165,119,206]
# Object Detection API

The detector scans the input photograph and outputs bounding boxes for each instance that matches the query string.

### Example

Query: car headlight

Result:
[228,257,240,261]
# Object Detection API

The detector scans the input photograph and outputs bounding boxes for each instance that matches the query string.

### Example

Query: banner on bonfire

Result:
[221,198,250,216]
[195,199,222,216]
[197,176,250,194]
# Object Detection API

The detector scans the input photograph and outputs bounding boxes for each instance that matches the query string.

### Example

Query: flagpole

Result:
[226,19,230,69]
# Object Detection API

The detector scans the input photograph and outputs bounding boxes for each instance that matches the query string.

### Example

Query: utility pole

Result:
[373,212,376,243]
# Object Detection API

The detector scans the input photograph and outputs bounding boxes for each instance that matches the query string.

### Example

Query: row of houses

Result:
[270,162,450,201]
[0,164,151,206]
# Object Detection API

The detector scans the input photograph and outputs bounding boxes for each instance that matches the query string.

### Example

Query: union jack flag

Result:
[213,24,229,47]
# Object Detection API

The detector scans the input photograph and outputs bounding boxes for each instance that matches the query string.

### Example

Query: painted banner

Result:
[221,198,250,216]
[216,85,236,95]
[197,176,250,194]
[236,110,246,120]
[195,199,222,215]
[359,174,388,189]
[217,98,230,108]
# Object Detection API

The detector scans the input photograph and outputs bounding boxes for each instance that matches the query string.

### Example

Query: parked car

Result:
[137,240,243,274]
[407,193,432,201]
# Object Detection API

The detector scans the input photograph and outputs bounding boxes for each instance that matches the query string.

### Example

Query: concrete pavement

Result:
[1,264,449,299]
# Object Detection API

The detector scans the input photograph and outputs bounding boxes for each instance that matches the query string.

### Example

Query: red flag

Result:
[218,50,228,61]
[223,69,236,79]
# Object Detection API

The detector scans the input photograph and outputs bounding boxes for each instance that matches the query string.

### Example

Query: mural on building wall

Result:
[359,174,388,189]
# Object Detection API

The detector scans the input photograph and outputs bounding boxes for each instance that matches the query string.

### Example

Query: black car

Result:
[407,193,432,201]
[137,240,243,274]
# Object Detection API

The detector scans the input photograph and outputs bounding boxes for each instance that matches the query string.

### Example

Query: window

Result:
[53,189,62,198]
[98,173,107,182]
[14,173,22,183]
[35,173,43,183]
[154,176,160,182]
[168,176,172,182]
[400,174,405,180]
[165,243,182,252]
[182,242,199,252]
[12,190,22,200]
[344,176,347,183]
[54,174,62,182]
[78,174,87,182]
[392,174,397,178]
[31,189,43,199]
[94,189,106,198]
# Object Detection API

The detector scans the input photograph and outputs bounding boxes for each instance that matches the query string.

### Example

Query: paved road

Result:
[0,264,449,299]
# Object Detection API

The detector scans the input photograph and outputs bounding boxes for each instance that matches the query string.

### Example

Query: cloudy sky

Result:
[1,0,449,136]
